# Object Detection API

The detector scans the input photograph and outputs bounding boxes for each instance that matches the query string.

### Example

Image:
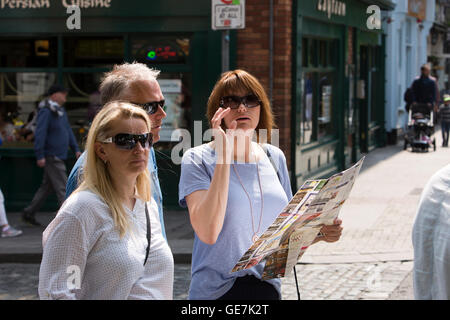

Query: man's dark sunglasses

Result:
[133,100,165,115]
[219,94,261,109]
[101,133,153,150]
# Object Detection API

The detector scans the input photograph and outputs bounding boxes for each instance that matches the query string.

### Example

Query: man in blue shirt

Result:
[22,84,81,226]
[65,63,167,239]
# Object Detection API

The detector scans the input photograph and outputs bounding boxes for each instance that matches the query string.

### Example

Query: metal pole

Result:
[222,29,230,73]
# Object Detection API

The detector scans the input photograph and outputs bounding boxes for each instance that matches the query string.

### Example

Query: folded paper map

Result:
[231,157,365,280]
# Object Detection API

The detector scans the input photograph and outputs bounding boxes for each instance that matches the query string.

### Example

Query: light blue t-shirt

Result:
[65,148,166,240]
[179,143,293,300]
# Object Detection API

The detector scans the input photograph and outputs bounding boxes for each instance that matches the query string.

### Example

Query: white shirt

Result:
[412,164,450,299]
[38,189,174,300]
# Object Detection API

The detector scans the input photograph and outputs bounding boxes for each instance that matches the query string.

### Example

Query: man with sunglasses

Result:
[65,62,168,239]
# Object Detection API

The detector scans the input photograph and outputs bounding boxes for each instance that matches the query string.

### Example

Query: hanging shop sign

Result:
[407,0,426,21]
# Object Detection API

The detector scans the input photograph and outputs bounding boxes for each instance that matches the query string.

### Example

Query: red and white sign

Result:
[212,0,245,30]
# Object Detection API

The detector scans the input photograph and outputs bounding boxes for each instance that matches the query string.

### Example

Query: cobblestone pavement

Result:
[281,261,413,300]
[0,262,412,300]
[0,263,191,300]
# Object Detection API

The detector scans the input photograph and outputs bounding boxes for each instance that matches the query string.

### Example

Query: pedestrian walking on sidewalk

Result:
[65,62,168,241]
[410,64,437,117]
[0,135,22,238]
[179,69,343,300]
[412,164,450,299]
[39,102,174,299]
[438,94,450,147]
[22,84,81,226]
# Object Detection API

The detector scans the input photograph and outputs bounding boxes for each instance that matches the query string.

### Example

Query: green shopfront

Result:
[0,0,232,211]
[292,0,392,189]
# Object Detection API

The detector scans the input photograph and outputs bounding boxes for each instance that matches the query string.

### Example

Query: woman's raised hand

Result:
[211,107,236,164]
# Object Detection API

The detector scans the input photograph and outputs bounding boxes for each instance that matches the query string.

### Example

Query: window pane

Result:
[302,38,308,67]
[156,72,192,147]
[318,72,335,139]
[131,36,190,64]
[0,72,56,147]
[301,72,315,144]
[309,39,317,67]
[328,40,337,67]
[64,37,124,68]
[319,40,327,66]
[0,38,58,68]
[63,73,103,144]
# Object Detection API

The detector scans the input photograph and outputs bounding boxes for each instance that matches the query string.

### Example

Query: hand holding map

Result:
[231,157,365,280]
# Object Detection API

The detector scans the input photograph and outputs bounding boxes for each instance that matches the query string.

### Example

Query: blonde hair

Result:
[75,101,152,237]
[99,62,161,105]
[206,69,276,142]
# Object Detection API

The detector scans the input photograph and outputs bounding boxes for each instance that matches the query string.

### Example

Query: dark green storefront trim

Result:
[0,0,233,211]
[292,0,392,190]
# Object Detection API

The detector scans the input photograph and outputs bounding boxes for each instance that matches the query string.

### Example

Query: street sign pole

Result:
[212,0,245,73]
[222,29,230,73]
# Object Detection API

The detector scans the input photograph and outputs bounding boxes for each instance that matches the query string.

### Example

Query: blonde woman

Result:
[38,101,174,300]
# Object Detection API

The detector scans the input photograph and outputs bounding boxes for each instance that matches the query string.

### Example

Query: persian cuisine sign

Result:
[0,0,112,9]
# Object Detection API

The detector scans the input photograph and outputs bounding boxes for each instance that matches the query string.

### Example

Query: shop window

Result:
[318,72,334,139]
[303,38,338,68]
[302,38,308,67]
[301,71,335,143]
[319,41,327,67]
[300,37,337,144]
[301,72,315,144]
[154,72,192,150]
[0,38,58,68]
[131,36,190,64]
[64,37,124,68]
[62,72,104,144]
[309,39,317,67]
[0,72,56,147]
[302,38,317,68]
[328,40,337,66]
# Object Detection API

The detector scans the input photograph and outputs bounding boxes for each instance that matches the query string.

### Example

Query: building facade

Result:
[384,0,437,142]
[0,0,396,210]
[238,0,394,190]
[428,0,450,101]
[0,0,230,210]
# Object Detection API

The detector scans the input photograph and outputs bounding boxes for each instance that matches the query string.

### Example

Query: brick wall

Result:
[236,0,293,167]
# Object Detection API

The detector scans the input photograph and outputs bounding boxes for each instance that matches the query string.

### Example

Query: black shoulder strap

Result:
[144,202,151,265]
[261,144,281,183]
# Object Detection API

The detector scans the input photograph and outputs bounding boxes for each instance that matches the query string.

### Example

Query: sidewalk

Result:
[301,128,450,264]
[1,129,450,268]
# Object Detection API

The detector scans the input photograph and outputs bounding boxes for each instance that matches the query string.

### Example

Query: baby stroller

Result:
[404,103,436,152]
